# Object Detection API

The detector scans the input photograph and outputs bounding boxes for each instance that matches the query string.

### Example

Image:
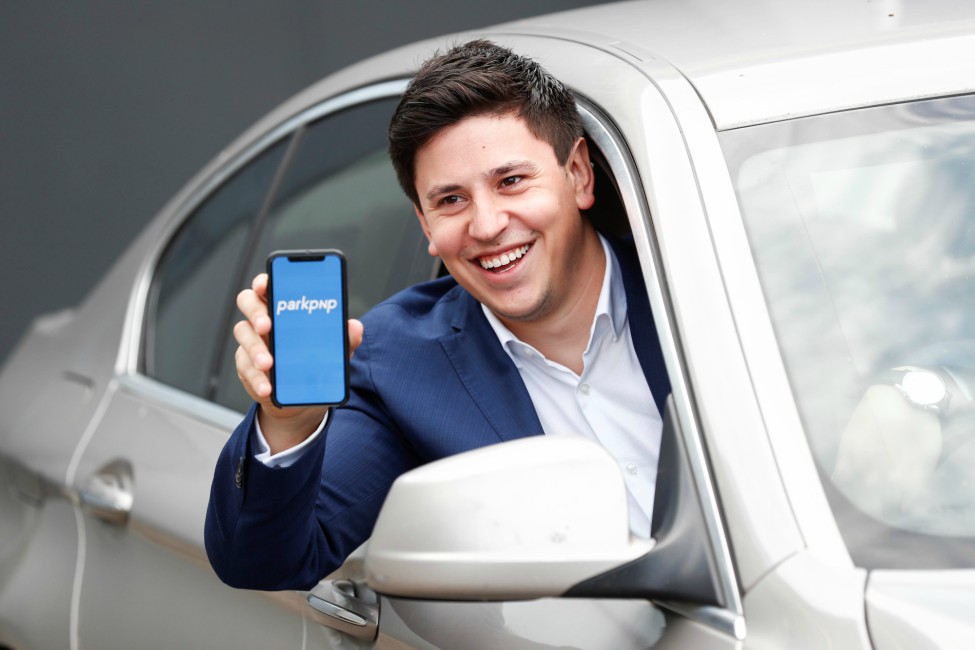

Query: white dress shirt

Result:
[480,235,662,537]
[255,235,663,537]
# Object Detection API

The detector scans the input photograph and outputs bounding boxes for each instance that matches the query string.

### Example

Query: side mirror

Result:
[365,397,724,606]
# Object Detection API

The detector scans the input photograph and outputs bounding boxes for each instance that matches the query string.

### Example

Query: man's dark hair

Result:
[388,39,584,207]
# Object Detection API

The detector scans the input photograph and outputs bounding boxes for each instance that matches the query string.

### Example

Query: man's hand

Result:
[233,272,364,454]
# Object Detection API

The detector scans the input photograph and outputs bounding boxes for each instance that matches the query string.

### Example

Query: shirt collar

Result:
[481,234,627,365]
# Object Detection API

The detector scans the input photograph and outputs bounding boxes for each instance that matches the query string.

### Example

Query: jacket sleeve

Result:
[204,329,421,591]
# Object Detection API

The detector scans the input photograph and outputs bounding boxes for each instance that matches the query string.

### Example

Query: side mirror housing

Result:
[365,397,724,606]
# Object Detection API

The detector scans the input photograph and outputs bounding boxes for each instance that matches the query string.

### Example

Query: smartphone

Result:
[266,249,349,407]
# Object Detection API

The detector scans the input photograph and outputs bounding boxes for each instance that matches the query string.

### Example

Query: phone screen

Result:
[267,250,349,407]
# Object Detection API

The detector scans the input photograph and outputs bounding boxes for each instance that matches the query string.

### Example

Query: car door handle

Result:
[306,579,379,640]
[78,460,134,526]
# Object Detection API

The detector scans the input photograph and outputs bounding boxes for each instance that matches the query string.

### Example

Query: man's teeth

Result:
[480,245,530,270]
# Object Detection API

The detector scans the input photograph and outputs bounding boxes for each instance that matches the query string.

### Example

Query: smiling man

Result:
[206,40,670,591]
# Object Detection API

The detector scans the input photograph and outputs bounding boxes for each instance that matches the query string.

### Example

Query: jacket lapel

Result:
[609,236,672,417]
[439,290,543,443]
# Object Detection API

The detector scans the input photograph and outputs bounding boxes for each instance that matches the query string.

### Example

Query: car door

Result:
[66,84,434,649]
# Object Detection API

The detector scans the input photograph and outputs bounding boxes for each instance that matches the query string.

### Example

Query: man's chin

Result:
[483,296,551,325]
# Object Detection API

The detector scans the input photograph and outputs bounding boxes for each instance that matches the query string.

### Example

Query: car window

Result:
[212,97,433,412]
[145,94,434,414]
[143,139,290,399]
[720,94,975,568]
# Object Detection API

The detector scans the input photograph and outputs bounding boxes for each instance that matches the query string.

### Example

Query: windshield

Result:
[720,95,975,569]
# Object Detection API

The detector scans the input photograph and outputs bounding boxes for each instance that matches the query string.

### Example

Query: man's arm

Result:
[204,401,330,589]
[204,272,382,590]
[204,330,422,590]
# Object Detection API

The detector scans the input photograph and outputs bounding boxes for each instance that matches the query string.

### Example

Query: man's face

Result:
[412,113,598,326]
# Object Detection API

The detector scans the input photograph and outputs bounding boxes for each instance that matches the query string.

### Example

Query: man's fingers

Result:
[252,272,268,295]
[238,273,271,336]
[235,344,272,400]
[232,272,277,405]
[234,319,273,371]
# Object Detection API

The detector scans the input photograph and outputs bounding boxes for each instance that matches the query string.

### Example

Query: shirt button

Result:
[579,383,590,396]
[626,463,638,475]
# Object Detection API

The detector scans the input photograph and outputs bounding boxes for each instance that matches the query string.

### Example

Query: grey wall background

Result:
[0,1,613,366]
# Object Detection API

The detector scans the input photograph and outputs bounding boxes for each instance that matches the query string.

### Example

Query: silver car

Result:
[3,0,975,647]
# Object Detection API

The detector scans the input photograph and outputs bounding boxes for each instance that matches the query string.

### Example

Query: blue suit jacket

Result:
[204,238,670,590]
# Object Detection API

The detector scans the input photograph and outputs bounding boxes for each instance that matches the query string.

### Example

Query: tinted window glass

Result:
[144,139,289,399]
[213,97,434,412]
[249,99,432,316]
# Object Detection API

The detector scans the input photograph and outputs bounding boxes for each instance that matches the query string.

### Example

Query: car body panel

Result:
[0,458,76,650]
[866,570,975,649]
[377,597,671,649]
[742,551,871,648]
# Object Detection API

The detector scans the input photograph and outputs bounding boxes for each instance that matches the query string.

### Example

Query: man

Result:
[205,39,670,590]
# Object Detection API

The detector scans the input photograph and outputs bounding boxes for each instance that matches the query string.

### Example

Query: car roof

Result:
[227,0,975,161]
[508,0,975,128]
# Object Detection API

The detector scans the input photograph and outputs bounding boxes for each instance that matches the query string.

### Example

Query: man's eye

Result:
[500,176,522,188]
[439,195,462,206]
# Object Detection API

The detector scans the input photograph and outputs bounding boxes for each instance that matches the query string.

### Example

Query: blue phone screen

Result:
[270,253,347,406]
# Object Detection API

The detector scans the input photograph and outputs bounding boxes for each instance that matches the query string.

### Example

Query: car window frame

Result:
[575,96,744,636]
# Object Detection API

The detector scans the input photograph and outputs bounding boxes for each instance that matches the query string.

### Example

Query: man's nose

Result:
[468,196,509,241]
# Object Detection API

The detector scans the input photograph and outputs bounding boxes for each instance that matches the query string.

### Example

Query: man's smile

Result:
[477,244,531,272]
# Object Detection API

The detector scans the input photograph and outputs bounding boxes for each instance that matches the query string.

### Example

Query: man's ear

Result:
[414,204,439,257]
[567,137,596,211]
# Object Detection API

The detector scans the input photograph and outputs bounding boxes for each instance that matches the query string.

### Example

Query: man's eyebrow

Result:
[425,183,462,202]
[491,160,539,177]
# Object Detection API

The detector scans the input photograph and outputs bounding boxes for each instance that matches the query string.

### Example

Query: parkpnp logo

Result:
[276,296,339,315]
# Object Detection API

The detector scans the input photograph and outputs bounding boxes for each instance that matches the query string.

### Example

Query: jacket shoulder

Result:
[362,276,469,331]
